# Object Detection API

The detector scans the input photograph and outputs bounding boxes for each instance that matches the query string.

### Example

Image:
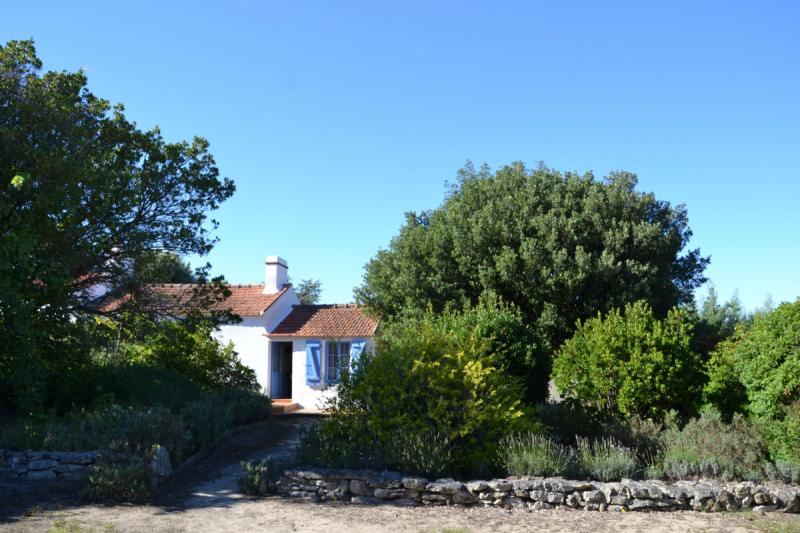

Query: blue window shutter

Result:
[306,341,321,386]
[349,340,366,371]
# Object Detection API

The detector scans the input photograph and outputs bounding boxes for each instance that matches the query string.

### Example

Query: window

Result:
[325,341,351,383]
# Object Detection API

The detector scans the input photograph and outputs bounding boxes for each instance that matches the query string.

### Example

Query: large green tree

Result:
[0,40,235,409]
[356,161,708,358]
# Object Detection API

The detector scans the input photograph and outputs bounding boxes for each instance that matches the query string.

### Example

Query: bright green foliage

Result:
[552,301,703,421]
[120,320,258,392]
[704,300,800,463]
[702,328,749,419]
[356,161,708,362]
[0,40,235,411]
[320,305,533,477]
[498,433,573,477]
[724,301,800,420]
[575,437,638,481]
[659,408,767,481]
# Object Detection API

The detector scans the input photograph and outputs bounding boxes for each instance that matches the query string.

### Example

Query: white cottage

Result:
[216,256,377,409]
[98,256,377,410]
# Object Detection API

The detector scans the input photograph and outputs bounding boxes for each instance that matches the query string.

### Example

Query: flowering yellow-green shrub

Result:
[312,304,533,477]
[552,301,703,421]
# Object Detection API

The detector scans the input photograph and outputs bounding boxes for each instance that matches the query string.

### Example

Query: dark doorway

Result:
[270,341,293,399]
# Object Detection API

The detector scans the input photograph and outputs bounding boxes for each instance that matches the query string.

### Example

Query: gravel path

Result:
[3,416,800,532]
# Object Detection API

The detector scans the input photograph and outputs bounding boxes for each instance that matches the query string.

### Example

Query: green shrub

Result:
[552,301,704,421]
[763,459,800,484]
[238,459,269,496]
[321,305,532,477]
[295,417,385,470]
[702,331,749,419]
[387,430,454,479]
[220,388,271,426]
[660,408,767,481]
[604,415,664,466]
[576,436,637,481]
[84,444,150,502]
[179,395,231,453]
[0,403,185,456]
[498,433,573,477]
[122,321,258,392]
[99,364,201,412]
[704,301,800,464]
[532,402,602,445]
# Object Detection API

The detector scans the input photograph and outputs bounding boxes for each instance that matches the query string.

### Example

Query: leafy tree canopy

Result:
[295,278,322,305]
[0,39,234,410]
[134,251,196,284]
[355,161,708,358]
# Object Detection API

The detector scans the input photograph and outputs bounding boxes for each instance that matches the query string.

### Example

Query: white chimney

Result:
[264,255,289,293]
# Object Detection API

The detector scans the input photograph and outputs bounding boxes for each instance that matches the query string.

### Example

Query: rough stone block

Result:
[452,488,478,505]
[629,499,655,510]
[402,477,428,491]
[565,493,581,508]
[467,480,489,493]
[26,469,56,480]
[427,480,465,495]
[349,479,371,496]
[488,479,513,492]
[582,490,605,504]
[754,492,771,505]
[530,501,554,511]
[504,496,527,509]
[27,459,59,471]
[529,490,547,501]
[351,495,382,505]
[753,504,778,513]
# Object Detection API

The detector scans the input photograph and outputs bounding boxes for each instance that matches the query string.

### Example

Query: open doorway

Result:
[270,341,293,399]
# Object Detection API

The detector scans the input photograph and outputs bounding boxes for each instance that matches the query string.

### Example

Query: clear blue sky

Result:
[5,1,799,310]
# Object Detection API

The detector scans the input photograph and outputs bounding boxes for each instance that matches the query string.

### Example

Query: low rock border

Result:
[277,468,800,513]
[0,449,98,480]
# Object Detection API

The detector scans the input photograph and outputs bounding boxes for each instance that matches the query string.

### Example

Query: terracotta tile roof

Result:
[96,284,287,316]
[270,304,378,338]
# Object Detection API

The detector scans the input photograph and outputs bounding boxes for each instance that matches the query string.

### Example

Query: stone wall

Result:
[277,468,800,513]
[0,449,98,480]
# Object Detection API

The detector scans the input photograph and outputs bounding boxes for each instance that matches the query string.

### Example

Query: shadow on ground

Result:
[0,415,319,525]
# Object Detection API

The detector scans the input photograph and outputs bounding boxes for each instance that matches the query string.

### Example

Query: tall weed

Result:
[661,408,767,481]
[576,436,637,481]
[497,433,573,477]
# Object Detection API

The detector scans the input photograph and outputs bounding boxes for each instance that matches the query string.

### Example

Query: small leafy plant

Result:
[238,458,270,496]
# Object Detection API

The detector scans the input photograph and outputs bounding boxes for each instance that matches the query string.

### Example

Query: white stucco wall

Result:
[215,316,271,394]
[213,287,299,395]
[267,337,375,409]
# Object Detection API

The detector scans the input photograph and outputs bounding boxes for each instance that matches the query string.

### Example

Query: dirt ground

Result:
[3,415,800,533]
[6,498,800,533]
